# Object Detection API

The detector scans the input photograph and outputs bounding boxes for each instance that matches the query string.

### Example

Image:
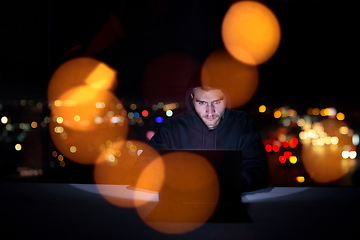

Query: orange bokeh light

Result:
[222,1,281,65]
[49,86,128,165]
[47,57,118,103]
[136,151,219,234]
[201,48,258,108]
[301,118,356,183]
[50,86,126,131]
[94,141,163,208]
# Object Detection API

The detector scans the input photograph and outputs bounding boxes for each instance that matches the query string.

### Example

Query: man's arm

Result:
[129,125,172,188]
[149,124,172,150]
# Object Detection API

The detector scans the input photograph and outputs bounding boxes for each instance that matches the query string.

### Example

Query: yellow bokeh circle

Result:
[201,48,258,109]
[222,1,281,65]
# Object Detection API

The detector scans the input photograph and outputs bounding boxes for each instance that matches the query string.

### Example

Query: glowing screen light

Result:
[201,48,259,109]
[221,1,281,65]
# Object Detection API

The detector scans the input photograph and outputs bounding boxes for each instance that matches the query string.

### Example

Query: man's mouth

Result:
[204,116,218,121]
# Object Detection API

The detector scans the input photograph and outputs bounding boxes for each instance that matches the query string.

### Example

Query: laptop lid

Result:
[143,150,248,223]
[157,150,243,204]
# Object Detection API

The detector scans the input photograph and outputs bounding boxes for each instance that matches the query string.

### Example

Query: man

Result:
[149,86,269,192]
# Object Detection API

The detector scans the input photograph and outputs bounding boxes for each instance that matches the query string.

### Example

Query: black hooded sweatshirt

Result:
[149,87,269,192]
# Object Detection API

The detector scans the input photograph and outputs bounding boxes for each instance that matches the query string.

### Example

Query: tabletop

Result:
[1,182,360,240]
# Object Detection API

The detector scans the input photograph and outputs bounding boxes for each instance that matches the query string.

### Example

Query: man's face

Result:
[191,87,226,130]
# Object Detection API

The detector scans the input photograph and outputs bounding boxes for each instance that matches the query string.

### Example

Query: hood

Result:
[184,86,232,131]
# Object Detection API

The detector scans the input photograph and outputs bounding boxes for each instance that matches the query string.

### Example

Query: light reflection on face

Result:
[191,87,226,130]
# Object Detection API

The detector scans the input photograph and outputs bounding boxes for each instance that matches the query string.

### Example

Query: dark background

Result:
[0,0,359,185]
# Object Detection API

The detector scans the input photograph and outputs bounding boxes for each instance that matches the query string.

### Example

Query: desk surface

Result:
[1,182,360,240]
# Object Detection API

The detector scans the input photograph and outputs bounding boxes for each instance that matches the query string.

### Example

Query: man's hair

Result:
[192,86,219,95]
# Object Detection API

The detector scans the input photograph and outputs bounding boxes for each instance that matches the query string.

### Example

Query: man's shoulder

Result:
[225,110,255,128]
[227,109,251,119]
[161,111,187,127]
[225,109,258,132]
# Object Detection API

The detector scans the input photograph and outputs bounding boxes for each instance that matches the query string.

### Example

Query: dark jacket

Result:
[149,88,269,192]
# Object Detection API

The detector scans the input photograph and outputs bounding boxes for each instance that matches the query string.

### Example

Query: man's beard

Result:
[201,114,220,120]
[201,114,221,129]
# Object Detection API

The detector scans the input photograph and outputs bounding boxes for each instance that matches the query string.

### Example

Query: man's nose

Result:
[206,104,215,113]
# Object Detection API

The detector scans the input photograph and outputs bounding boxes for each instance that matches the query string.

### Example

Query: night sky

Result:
[1,0,358,110]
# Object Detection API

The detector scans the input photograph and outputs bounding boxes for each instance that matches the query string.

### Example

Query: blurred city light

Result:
[352,134,359,146]
[146,131,155,141]
[166,110,173,117]
[155,116,164,123]
[141,110,149,117]
[279,156,286,164]
[15,143,22,151]
[1,116,8,124]
[265,144,272,152]
[274,110,281,118]
[289,156,297,164]
[130,103,137,111]
[49,86,128,165]
[259,105,266,113]
[273,144,280,152]
[301,118,356,183]
[336,112,345,121]
[296,176,305,183]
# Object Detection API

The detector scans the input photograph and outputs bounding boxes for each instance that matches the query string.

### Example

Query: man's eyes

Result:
[198,101,221,105]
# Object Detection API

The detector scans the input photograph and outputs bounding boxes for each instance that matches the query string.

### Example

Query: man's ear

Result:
[190,94,194,99]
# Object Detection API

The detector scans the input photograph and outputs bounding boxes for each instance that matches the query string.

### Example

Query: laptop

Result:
[142,150,250,223]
